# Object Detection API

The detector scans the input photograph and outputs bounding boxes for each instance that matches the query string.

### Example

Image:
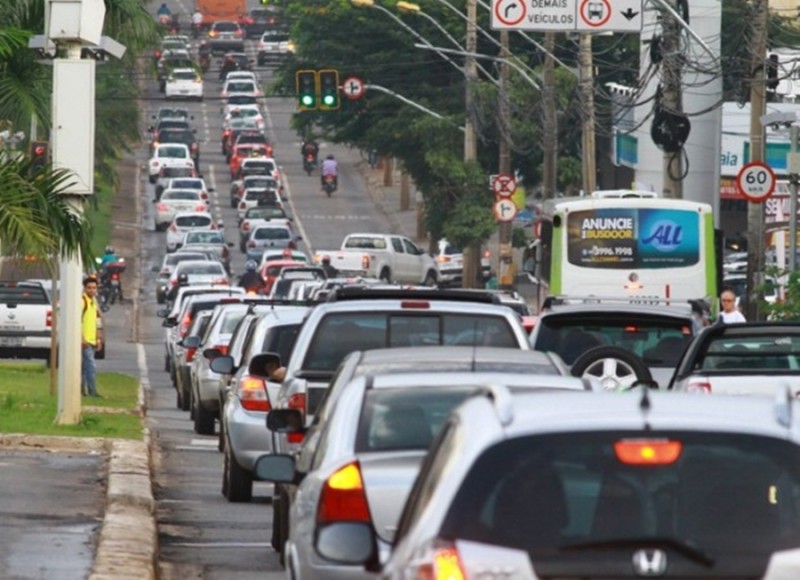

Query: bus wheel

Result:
[570,346,652,391]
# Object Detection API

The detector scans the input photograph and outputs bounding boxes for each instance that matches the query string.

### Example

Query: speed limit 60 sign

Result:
[736,161,776,203]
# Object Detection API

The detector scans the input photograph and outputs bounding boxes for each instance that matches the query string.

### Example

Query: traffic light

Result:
[30,141,49,172]
[318,69,340,111]
[295,70,318,111]
[767,53,779,91]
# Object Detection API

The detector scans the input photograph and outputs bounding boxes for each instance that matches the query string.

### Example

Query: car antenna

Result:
[471,321,478,373]
[639,385,652,431]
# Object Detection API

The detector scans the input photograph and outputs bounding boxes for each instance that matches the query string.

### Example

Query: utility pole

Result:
[542,32,557,198]
[661,0,683,199]
[578,33,596,194]
[498,29,514,289]
[462,0,480,288]
[746,0,769,321]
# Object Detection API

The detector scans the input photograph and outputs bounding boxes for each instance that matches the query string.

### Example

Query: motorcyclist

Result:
[191,9,203,37]
[319,255,339,279]
[238,260,263,293]
[99,245,125,302]
[321,154,338,189]
[157,3,171,16]
[301,140,319,159]
[101,245,117,265]
[219,54,240,81]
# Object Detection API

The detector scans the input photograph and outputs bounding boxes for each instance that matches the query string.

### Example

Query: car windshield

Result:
[173,70,197,81]
[159,146,188,158]
[163,190,200,201]
[440,431,800,566]
[254,227,290,240]
[162,167,194,178]
[356,387,475,452]
[245,177,276,189]
[175,215,211,227]
[303,313,519,371]
[171,179,202,189]
[534,314,693,366]
[186,232,224,244]
[165,253,205,266]
[698,334,800,372]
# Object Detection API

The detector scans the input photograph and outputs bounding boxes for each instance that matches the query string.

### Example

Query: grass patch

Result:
[0,363,143,440]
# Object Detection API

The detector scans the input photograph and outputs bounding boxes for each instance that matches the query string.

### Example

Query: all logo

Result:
[642,220,683,252]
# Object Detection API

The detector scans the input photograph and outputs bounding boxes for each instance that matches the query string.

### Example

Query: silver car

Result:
[165,211,220,252]
[244,223,300,263]
[360,390,800,579]
[167,260,230,289]
[153,250,218,304]
[255,371,594,579]
[172,310,213,416]
[212,306,309,502]
[154,189,209,231]
[178,230,234,273]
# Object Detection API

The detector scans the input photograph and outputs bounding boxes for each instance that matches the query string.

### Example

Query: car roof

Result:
[538,301,696,321]
[350,372,592,392]
[172,211,212,220]
[354,346,554,367]
[462,389,800,440]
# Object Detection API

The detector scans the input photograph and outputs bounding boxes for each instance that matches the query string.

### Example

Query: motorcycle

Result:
[98,259,126,310]
[192,21,202,39]
[303,153,317,176]
[322,174,337,197]
[157,13,179,34]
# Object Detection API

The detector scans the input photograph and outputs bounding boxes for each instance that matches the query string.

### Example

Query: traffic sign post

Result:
[493,198,518,222]
[491,0,642,32]
[491,173,517,198]
[342,75,365,101]
[736,161,776,203]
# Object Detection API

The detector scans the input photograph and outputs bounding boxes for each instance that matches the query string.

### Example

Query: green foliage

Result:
[760,269,800,321]
[511,226,529,248]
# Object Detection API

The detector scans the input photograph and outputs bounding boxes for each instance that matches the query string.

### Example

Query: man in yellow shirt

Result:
[82,276,103,397]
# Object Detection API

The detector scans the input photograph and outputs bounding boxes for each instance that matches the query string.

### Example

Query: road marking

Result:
[302,215,364,220]
[172,445,218,452]
[168,542,272,548]
[189,438,218,446]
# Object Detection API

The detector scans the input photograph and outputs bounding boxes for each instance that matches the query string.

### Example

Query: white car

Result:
[223,106,265,131]
[167,260,230,289]
[166,211,220,252]
[165,68,204,101]
[221,79,261,100]
[223,71,257,84]
[237,187,282,222]
[162,177,211,198]
[154,189,210,231]
[148,143,194,183]
[256,30,294,65]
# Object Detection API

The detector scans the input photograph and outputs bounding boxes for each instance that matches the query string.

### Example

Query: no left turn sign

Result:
[736,161,776,203]
[342,76,365,101]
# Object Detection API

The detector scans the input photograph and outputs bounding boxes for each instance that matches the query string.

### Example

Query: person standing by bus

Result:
[719,287,746,323]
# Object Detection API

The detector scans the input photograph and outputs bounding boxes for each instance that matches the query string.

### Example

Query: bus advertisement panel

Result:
[567,209,700,269]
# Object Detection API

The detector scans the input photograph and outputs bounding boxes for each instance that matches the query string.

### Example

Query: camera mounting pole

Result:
[31,0,126,425]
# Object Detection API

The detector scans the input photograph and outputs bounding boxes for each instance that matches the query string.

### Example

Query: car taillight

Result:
[686,378,712,394]
[238,375,270,411]
[209,30,218,37]
[614,439,683,465]
[179,313,192,338]
[212,278,229,286]
[186,346,198,363]
[235,30,243,37]
[436,256,451,263]
[361,255,370,270]
[152,141,159,148]
[239,202,247,210]
[46,309,53,328]
[416,543,466,580]
[247,241,256,248]
[156,203,168,211]
[242,221,250,232]
[200,191,208,199]
[401,300,431,309]
[317,461,371,525]
[111,272,120,281]
[169,223,177,232]
[483,250,491,259]
[210,222,218,230]
[287,393,305,444]
[195,204,206,211]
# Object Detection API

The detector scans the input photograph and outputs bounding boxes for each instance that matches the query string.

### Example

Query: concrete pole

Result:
[462,0,480,288]
[789,125,798,272]
[542,32,557,198]
[661,0,683,199]
[54,43,94,424]
[745,0,769,321]
[579,33,596,194]
[498,29,514,290]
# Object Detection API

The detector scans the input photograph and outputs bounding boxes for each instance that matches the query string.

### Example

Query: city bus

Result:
[526,191,718,308]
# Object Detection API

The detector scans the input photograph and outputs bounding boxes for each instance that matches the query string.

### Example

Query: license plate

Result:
[0,337,23,347]
[1,325,23,332]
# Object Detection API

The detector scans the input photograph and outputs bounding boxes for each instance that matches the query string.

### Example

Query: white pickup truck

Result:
[315,233,438,285]
[0,281,53,359]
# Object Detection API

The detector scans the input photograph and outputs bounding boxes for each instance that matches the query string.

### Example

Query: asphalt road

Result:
[134,27,396,580]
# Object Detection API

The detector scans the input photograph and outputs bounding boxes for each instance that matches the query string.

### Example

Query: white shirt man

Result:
[192,10,203,25]
[719,289,746,323]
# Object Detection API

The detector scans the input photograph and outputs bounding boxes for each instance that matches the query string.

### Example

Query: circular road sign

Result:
[342,76,365,101]
[494,0,526,27]
[580,0,611,28]
[493,199,518,223]
[492,173,516,198]
[736,161,776,203]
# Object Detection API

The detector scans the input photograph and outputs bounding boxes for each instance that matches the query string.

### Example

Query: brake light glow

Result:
[247,241,256,248]
[238,375,270,411]
[186,346,198,363]
[401,300,431,309]
[179,313,192,338]
[436,256,451,263]
[614,439,682,465]
[46,309,53,328]
[242,221,250,232]
[418,545,466,580]
[361,255,370,270]
[483,250,491,259]
[317,461,371,524]
[195,204,207,211]
[686,377,712,394]
[287,393,306,444]
[156,203,168,212]
[623,325,640,333]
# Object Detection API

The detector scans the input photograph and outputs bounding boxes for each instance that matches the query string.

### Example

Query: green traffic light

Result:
[322,95,336,106]
[301,95,315,107]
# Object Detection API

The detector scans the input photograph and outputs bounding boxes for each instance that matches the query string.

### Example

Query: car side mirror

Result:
[209,355,234,374]
[253,453,297,483]
[266,409,304,433]
[181,335,201,349]
[227,241,234,247]
[208,187,216,193]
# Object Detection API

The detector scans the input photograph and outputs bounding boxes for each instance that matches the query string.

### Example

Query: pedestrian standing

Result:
[719,287,746,324]
[82,276,103,397]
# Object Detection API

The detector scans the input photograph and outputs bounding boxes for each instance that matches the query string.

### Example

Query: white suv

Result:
[148,143,194,183]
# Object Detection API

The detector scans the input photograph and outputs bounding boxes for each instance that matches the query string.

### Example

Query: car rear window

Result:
[166,252,206,266]
[440,431,800,568]
[242,160,274,172]
[355,387,475,452]
[303,313,519,371]
[534,314,693,366]
[164,190,200,201]
[0,284,49,305]
[259,323,301,365]
[699,335,800,372]
[173,70,197,80]
[159,146,188,158]
[244,177,277,189]
[175,215,211,227]
[159,130,193,142]
[182,263,224,275]
[227,81,255,92]
[254,227,290,240]
[171,179,202,189]
[186,232,224,244]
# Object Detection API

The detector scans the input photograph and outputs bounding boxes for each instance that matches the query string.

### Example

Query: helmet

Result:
[246,260,257,272]
[327,154,334,160]
[177,273,189,285]
[104,245,114,254]
[321,255,331,264]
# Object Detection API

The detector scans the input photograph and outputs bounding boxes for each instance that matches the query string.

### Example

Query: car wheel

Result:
[176,387,182,410]
[271,494,282,551]
[379,268,391,283]
[181,382,191,412]
[221,446,230,499]
[225,443,253,503]
[570,346,653,391]
[278,489,289,567]
[193,399,215,435]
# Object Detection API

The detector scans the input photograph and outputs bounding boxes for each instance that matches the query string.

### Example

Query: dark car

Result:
[149,119,193,145]
[157,128,201,169]
[243,6,282,37]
